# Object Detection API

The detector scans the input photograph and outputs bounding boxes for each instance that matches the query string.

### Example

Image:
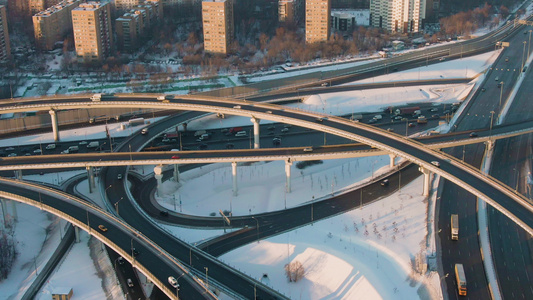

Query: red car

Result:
[171,155,180,159]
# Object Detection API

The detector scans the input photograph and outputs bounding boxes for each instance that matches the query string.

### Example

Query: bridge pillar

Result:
[389,154,397,168]
[86,166,95,193]
[251,117,260,149]
[0,198,7,229]
[14,170,22,180]
[485,140,494,151]
[74,226,80,243]
[49,109,60,142]
[154,165,163,197]
[285,159,293,193]
[10,200,17,221]
[232,162,238,196]
[173,164,180,182]
[419,166,431,196]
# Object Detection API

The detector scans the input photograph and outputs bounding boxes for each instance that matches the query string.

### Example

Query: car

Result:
[160,210,169,217]
[408,123,416,127]
[321,82,329,87]
[401,117,408,121]
[380,179,389,186]
[431,114,440,118]
[7,153,17,157]
[497,82,502,88]
[141,128,149,135]
[394,116,403,120]
[495,76,499,81]
[168,276,179,288]
[469,132,478,137]
[79,141,88,145]
[505,57,509,62]
[5,147,15,151]
[281,128,289,133]
[117,174,123,180]
[524,66,528,72]
[367,119,377,124]
[171,155,180,159]
[117,257,124,265]
[386,128,394,132]
[131,248,139,256]
[127,278,134,288]
[431,161,440,167]
[429,108,438,112]
[283,124,292,128]
[162,138,170,143]
[272,137,281,145]
[439,57,445,61]
[315,118,324,122]
[265,110,273,114]
[221,128,229,133]
[481,88,486,92]
[225,143,235,149]
[303,147,313,152]
[233,105,241,109]
[267,126,276,131]
[33,149,42,154]
[98,225,108,232]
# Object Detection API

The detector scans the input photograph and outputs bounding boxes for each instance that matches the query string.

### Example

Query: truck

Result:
[451,214,459,240]
[417,116,427,124]
[229,127,243,134]
[350,114,363,121]
[128,118,145,126]
[394,106,421,116]
[455,263,467,296]
[67,146,79,153]
[90,93,114,102]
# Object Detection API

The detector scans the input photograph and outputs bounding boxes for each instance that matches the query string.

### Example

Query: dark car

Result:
[380,179,389,186]
[131,248,139,257]
[408,123,416,127]
[469,132,478,137]
[481,88,486,92]
[160,210,169,217]
[273,137,281,145]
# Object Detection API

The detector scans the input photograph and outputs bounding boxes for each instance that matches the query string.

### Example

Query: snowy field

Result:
[0,49,500,300]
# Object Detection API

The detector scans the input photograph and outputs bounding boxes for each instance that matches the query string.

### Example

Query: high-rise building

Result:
[0,5,11,63]
[330,9,369,32]
[30,0,62,15]
[370,0,425,33]
[202,0,234,55]
[72,2,114,63]
[116,11,143,52]
[33,0,81,51]
[278,0,302,24]
[305,0,331,44]
[115,0,142,11]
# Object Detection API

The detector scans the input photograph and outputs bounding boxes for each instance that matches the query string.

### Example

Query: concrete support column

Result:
[389,154,397,168]
[154,165,163,197]
[251,117,261,149]
[49,110,60,142]
[10,200,17,221]
[86,167,95,193]
[232,162,238,196]
[419,166,431,196]
[0,198,7,229]
[485,140,494,151]
[173,164,180,182]
[285,159,293,193]
[15,170,23,180]
[74,226,80,243]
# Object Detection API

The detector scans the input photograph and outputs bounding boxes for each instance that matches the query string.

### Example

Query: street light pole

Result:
[529,30,533,60]
[252,216,259,242]
[490,111,495,139]
[115,197,123,214]
[499,81,504,108]
[204,267,209,291]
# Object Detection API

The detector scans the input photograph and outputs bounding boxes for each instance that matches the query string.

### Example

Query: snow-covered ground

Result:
[0,49,500,300]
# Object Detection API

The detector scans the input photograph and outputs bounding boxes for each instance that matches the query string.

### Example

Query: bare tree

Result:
[284,260,305,282]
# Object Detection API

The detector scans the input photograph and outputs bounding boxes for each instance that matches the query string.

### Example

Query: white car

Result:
[431,161,440,167]
[168,276,179,288]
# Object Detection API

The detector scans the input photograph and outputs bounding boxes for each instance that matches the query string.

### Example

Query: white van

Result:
[87,141,99,149]
[67,146,79,153]
[373,115,382,120]
[45,144,56,150]
[235,131,247,137]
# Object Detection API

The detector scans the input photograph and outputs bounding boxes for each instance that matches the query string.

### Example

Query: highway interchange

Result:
[1,15,533,300]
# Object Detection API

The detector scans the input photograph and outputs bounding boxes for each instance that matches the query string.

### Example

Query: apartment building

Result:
[115,0,161,52]
[0,5,11,63]
[115,0,143,11]
[370,0,426,33]
[330,9,369,32]
[8,0,61,16]
[278,0,302,24]
[305,0,331,44]
[30,0,62,15]
[72,2,114,63]
[202,0,234,55]
[33,0,81,51]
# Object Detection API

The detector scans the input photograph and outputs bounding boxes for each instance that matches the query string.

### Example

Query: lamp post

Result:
[128,144,132,161]
[529,30,532,60]
[490,111,495,139]
[499,81,504,108]
[252,216,259,242]
[522,41,527,72]
[114,197,123,214]
[204,267,209,291]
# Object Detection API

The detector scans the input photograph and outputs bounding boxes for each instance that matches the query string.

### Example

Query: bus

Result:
[451,214,459,240]
[455,263,467,296]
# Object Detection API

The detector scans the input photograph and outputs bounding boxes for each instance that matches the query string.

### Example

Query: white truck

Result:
[90,93,114,101]
[451,214,459,240]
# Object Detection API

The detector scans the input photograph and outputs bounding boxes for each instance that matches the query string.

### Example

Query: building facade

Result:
[370,0,425,33]
[72,2,114,63]
[305,0,331,44]
[115,1,161,52]
[330,9,369,32]
[202,0,234,55]
[115,0,143,11]
[30,0,62,15]
[33,0,81,50]
[0,5,11,63]
[278,0,302,24]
